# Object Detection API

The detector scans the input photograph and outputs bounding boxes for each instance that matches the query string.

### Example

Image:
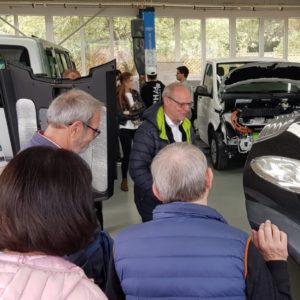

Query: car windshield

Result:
[217,62,249,77]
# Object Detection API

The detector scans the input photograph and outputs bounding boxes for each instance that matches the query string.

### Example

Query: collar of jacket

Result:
[156,106,192,143]
[153,202,227,224]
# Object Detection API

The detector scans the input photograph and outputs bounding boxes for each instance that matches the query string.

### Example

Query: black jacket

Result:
[140,80,165,108]
[129,103,195,221]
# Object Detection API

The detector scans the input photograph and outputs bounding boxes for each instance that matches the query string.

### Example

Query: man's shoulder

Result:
[135,118,158,137]
[141,82,154,90]
[25,131,58,150]
[156,80,165,86]
[142,104,161,122]
[115,221,154,243]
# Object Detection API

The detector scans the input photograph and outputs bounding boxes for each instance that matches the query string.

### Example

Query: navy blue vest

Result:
[114,202,248,300]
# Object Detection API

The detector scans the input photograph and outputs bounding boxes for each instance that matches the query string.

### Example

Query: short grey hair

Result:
[151,143,208,203]
[162,82,189,99]
[47,89,102,126]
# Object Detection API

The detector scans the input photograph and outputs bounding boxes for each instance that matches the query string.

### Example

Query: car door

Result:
[197,63,214,145]
[0,60,117,200]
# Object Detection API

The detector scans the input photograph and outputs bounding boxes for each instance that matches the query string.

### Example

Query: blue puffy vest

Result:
[114,202,248,300]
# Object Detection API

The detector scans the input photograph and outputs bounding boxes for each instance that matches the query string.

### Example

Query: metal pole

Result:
[58,7,105,45]
[0,16,27,36]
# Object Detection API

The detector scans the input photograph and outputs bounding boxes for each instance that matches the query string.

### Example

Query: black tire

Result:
[209,131,228,170]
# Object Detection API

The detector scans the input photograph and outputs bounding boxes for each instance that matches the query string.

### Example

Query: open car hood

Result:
[221,61,300,92]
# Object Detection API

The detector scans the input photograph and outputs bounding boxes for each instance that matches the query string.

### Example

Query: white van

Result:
[195,58,300,170]
[0,34,75,77]
[0,35,76,158]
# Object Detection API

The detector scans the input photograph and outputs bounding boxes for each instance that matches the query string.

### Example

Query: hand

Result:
[123,110,130,116]
[252,220,288,261]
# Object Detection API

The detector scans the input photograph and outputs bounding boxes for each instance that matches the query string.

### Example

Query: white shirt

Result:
[119,92,139,130]
[164,113,183,142]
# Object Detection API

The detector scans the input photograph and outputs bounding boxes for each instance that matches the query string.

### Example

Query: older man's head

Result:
[151,143,213,204]
[162,82,192,124]
[45,89,103,153]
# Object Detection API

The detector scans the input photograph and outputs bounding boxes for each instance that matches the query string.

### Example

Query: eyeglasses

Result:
[83,122,101,138]
[168,96,192,108]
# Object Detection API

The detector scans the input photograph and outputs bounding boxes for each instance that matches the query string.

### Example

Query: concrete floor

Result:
[103,139,300,298]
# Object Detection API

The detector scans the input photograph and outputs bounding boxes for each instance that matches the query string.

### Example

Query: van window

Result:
[55,52,64,75]
[56,51,74,76]
[45,48,57,77]
[44,47,75,78]
[0,45,30,67]
[60,53,68,70]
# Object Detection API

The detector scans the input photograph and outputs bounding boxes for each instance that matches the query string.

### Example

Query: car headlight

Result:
[250,156,300,193]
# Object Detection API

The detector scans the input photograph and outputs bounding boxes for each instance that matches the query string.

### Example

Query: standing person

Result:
[140,67,165,108]
[23,89,112,288]
[176,65,189,85]
[106,143,291,300]
[0,147,107,300]
[176,65,195,125]
[117,72,145,192]
[25,89,102,154]
[129,82,194,222]
[25,89,103,226]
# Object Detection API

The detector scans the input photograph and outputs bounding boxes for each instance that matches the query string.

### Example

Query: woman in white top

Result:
[117,72,145,192]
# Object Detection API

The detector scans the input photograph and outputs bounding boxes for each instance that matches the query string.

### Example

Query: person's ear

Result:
[152,184,163,202]
[205,167,213,192]
[69,120,83,139]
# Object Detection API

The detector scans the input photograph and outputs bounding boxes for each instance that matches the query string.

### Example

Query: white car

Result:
[195,58,300,170]
[0,35,76,158]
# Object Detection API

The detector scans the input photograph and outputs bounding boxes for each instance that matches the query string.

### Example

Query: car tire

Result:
[210,131,228,170]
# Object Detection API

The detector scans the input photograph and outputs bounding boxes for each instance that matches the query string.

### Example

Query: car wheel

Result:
[210,131,228,170]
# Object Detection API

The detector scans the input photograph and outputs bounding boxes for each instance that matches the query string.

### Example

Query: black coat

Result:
[129,103,195,221]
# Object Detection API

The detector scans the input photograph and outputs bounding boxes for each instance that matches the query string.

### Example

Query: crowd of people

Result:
[0,66,292,299]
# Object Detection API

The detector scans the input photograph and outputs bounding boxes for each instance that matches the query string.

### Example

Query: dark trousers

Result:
[119,128,136,179]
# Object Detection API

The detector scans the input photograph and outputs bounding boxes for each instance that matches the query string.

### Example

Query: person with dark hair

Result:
[62,68,81,80]
[107,143,291,300]
[0,146,107,299]
[129,82,194,222]
[117,71,145,192]
[140,67,165,108]
[176,65,196,125]
[176,65,189,83]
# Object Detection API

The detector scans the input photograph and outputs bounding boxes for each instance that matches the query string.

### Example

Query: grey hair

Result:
[47,89,102,126]
[162,82,189,99]
[151,143,208,203]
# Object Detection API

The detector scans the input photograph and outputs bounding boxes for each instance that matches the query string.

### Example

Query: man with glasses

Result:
[23,89,111,288]
[129,82,195,222]
[24,88,104,225]
[26,89,102,153]
[25,88,103,225]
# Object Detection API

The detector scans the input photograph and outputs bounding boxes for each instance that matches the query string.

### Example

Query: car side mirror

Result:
[195,85,210,97]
